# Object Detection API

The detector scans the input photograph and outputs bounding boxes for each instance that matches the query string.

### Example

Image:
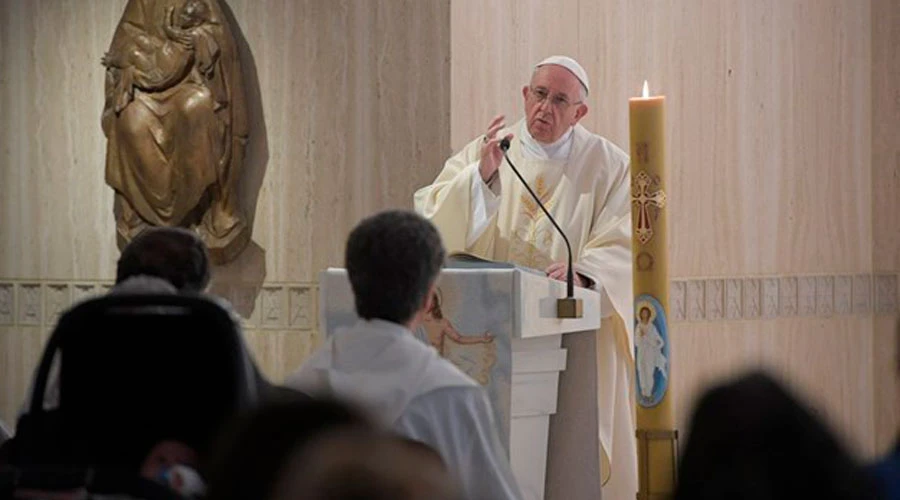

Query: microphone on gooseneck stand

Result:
[499,138,582,318]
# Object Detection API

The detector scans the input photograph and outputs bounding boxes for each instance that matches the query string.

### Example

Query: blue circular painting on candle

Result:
[634,294,670,408]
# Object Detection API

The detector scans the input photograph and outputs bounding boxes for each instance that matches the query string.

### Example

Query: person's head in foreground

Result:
[522,55,590,144]
[675,371,878,500]
[269,429,463,500]
[345,210,445,328]
[204,396,376,500]
[115,226,211,293]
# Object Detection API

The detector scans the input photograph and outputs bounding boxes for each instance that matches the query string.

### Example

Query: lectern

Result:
[320,264,604,500]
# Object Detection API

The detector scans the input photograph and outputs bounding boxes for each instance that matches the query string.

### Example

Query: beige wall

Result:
[449,0,896,457]
[872,0,900,453]
[0,0,451,423]
[0,0,897,462]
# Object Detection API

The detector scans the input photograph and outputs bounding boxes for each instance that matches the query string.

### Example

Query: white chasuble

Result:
[415,119,638,494]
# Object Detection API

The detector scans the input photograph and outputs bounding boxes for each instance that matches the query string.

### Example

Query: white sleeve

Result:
[414,137,500,255]
[467,162,502,248]
[395,387,523,500]
[571,266,615,319]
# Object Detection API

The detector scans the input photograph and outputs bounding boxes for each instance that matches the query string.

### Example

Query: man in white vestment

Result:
[414,55,638,498]
[286,210,522,500]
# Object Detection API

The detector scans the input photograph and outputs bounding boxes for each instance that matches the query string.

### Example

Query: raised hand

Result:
[478,114,514,184]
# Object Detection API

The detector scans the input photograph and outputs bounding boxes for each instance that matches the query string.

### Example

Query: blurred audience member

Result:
[19,227,209,415]
[286,210,521,499]
[675,371,879,500]
[114,226,211,293]
[867,319,900,499]
[0,418,11,462]
[19,227,211,415]
[0,419,10,444]
[270,429,462,500]
[140,439,205,497]
[205,396,374,500]
[870,433,900,500]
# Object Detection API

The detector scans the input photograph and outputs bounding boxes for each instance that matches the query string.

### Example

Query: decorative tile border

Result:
[0,283,14,325]
[260,286,287,329]
[779,277,798,316]
[761,278,779,318]
[670,281,686,322]
[798,277,817,316]
[706,279,724,320]
[0,273,896,327]
[746,279,762,318]
[45,284,71,324]
[288,286,315,330]
[18,284,42,326]
[670,272,900,322]
[875,274,899,314]
[834,276,852,315]
[686,280,705,321]
[0,279,318,331]
[853,275,872,313]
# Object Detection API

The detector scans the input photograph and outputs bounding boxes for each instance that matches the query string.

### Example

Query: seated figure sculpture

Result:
[101,0,250,264]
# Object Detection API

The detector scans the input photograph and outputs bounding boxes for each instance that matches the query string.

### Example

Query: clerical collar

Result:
[520,123,574,160]
[355,318,412,338]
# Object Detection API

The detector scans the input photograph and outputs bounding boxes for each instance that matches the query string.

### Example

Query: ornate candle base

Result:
[636,429,679,500]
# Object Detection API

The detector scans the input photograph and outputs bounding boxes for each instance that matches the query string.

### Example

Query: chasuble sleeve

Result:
[572,154,635,345]
[414,138,502,254]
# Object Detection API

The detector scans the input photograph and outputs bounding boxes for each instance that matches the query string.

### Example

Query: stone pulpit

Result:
[320,262,605,500]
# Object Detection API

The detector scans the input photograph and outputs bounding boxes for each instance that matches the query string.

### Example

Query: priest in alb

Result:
[414,55,637,498]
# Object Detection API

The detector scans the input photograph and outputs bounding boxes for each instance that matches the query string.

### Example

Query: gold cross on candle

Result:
[632,170,667,245]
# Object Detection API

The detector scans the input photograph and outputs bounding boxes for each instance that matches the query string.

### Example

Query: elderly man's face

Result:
[522,65,588,144]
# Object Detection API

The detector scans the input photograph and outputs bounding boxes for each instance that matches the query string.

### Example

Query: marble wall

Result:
[0,0,897,464]
[872,0,900,453]
[0,0,451,423]
[448,0,897,458]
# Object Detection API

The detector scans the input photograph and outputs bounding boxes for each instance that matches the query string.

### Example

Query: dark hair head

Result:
[345,211,445,324]
[116,227,211,292]
[675,371,877,500]
[271,429,463,500]
[204,396,375,500]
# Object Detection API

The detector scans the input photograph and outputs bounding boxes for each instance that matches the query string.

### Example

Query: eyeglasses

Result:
[528,86,582,111]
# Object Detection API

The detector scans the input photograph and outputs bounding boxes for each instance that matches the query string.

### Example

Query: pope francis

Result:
[414,55,637,499]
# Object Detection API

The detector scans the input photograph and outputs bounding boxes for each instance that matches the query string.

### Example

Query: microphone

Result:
[499,138,582,318]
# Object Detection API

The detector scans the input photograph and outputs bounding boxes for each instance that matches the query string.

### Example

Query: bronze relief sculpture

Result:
[102,0,250,264]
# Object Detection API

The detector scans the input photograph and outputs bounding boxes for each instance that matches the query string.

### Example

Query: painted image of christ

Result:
[416,289,496,385]
[422,289,494,352]
[635,304,667,401]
